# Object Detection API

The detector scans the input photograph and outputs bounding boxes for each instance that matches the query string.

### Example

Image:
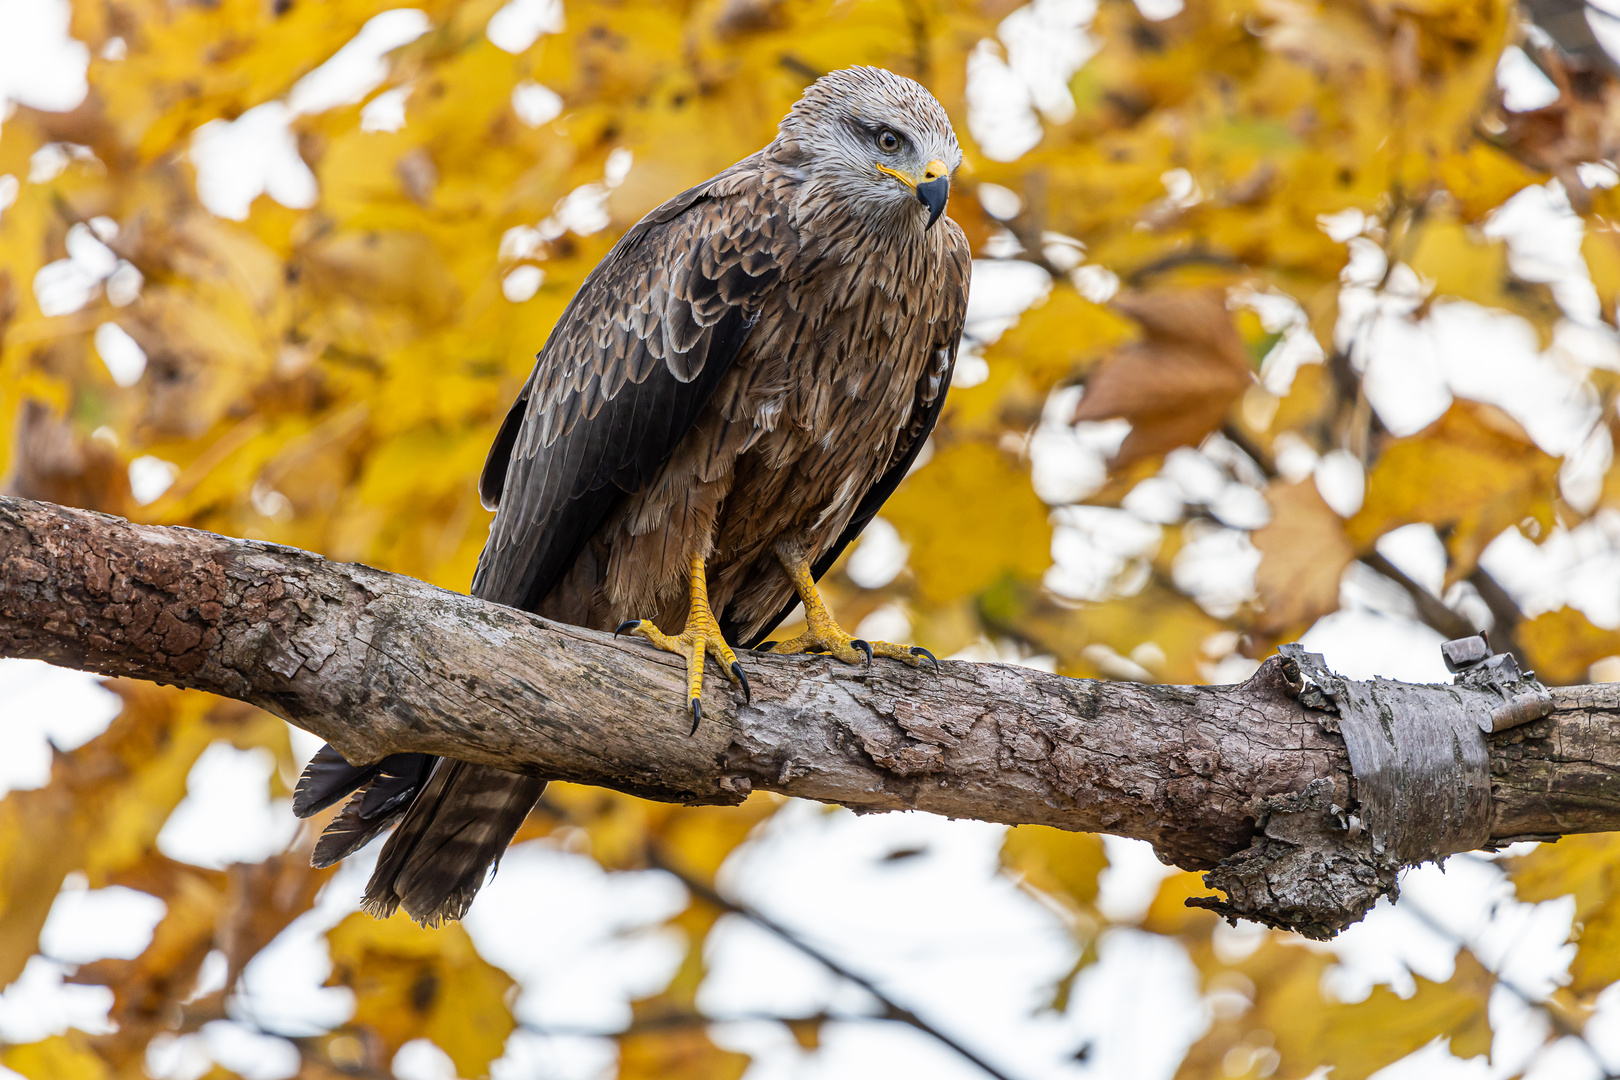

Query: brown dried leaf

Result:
[70,858,228,1065]
[325,912,516,1079]
[1251,479,1353,636]
[1495,50,1620,212]
[1073,290,1253,467]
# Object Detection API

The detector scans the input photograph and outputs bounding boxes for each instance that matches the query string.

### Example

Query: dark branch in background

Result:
[648,847,1025,1080]
[531,789,1027,1079]
[4,495,1619,936]
[1219,422,1277,479]
[1400,869,1619,1079]
[1523,0,1620,82]
[1469,566,1527,657]
[1358,552,1478,640]
[1124,249,1246,288]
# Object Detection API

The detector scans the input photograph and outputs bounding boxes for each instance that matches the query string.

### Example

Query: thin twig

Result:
[1358,552,1478,640]
[1397,892,1618,1079]
[647,848,1028,1080]
[1467,566,1526,658]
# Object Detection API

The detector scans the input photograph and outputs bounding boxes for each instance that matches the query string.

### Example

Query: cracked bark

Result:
[3,495,1617,937]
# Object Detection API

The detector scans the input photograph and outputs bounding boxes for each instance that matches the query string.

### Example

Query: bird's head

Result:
[774,67,962,233]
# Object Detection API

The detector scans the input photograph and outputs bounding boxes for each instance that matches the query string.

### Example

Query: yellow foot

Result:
[762,539,938,671]
[614,554,749,734]
[762,626,938,670]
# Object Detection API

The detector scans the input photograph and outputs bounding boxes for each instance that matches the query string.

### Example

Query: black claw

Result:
[730,661,752,704]
[851,639,873,666]
[615,620,641,638]
[910,645,940,673]
[688,698,702,736]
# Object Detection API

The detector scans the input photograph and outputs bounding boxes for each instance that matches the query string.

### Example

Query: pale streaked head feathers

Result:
[770,67,962,231]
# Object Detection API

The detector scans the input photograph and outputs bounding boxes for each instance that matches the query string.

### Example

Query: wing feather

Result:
[473,157,792,610]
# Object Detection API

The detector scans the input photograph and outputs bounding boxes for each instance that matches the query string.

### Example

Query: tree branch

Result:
[1358,551,1478,640]
[3,496,1618,937]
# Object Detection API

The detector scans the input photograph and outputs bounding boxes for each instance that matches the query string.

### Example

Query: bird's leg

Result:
[616,552,749,734]
[762,539,937,670]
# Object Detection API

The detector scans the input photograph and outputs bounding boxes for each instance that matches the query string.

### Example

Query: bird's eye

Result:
[876,129,900,152]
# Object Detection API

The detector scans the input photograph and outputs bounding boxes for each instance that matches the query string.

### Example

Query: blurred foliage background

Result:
[7,0,1620,1077]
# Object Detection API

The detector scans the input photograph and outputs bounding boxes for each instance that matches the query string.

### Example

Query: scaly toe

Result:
[864,640,939,670]
[770,631,873,666]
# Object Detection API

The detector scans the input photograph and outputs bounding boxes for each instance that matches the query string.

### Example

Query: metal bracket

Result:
[1440,634,1554,733]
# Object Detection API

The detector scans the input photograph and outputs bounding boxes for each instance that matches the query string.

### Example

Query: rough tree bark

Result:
[3,495,1617,937]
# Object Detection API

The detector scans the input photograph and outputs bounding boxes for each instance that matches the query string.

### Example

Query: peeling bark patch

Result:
[1192,780,1399,941]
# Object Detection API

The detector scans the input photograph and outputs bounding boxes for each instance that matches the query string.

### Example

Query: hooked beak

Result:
[875,158,952,230]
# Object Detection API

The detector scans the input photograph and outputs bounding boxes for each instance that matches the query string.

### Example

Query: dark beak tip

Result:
[917,178,949,230]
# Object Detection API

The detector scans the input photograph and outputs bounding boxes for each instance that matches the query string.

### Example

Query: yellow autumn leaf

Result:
[987,284,1137,392]
[325,911,516,1079]
[1584,228,1620,325]
[1512,834,1620,913]
[1437,141,1542,222]
[0,1032,110,1080]
[1181,940,1492,1080]
[882,440,1053,605]
[1288,951,1494,1077]
[1001,824,1109,911]
[618,1026,749,1080]
[1407,218,1510,308]
[1517,606,1620,686]
[1349,402,1558,581]
[1140,870,1220,938]
[989,578,1226,686]
[1567,883,1620,996]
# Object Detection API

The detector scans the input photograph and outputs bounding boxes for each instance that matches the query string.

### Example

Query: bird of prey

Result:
[292,66,972,925]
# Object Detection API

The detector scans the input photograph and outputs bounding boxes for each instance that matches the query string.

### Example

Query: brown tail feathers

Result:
[293,748,545,925]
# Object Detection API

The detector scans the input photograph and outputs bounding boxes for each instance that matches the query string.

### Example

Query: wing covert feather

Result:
[474,161,790,610]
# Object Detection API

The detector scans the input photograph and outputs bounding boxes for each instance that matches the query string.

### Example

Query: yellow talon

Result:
[615,553,749,733]
[764,540,939,671]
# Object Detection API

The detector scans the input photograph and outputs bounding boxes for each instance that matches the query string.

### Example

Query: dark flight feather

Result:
[296,161,794,925]
[296,67,972,927]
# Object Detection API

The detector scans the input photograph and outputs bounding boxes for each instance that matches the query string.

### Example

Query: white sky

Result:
[5,2,1620,1079]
